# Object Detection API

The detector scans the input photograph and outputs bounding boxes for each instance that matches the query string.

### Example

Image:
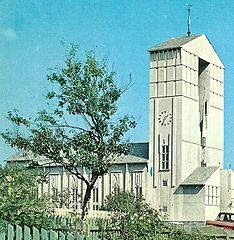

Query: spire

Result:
[187,4,192,36]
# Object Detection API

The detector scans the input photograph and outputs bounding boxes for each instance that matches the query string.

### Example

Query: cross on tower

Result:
[187,4,192,36]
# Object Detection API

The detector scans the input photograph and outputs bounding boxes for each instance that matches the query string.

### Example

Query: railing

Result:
[3,218,234,240]
[0,224,102,240]
[48,216,234,240]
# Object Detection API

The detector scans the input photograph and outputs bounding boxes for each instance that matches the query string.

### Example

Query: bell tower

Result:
[148,34,224,219]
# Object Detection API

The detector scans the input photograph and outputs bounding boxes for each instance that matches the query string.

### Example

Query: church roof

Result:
[149,34,201,52]
[114,142,149,164]
[181,166,219,185]
[6,145,149,166]
[115,154,147,164]
[129,142,149,159]
[6,151,47,163]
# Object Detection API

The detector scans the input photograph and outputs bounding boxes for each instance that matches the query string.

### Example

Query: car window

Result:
[217,213,225,221]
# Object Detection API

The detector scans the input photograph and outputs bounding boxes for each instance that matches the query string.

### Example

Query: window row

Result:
[150,49,224,81]
[205,185,220,197]
[205,196,220,206]
[39,171,144,211]
[205,185,220,206]
[150,49,181,61]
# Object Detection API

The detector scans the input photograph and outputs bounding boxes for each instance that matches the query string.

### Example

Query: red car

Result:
[206,212,234,230]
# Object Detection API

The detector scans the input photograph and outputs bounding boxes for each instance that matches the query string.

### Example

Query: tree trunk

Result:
[81,174,99,219]
[81,185,92,220]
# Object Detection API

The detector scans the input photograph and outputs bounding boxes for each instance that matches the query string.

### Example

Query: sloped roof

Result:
[6,151,47,163]
[6,146,148,166]
[149,34,201,52]
[115,142,149,164]
[129,142,149,159]
[115,155,147,164]
[181,166,219,185]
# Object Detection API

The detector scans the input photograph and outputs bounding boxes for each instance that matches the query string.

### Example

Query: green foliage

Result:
[1,45,136,219]
[100,191,165,240]
[0,165,52,229]
[100,191,213,240]
[165,225,214,240]
[50,189,72,209]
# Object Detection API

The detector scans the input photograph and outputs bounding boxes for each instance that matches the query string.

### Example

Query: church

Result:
[7,33,234,223]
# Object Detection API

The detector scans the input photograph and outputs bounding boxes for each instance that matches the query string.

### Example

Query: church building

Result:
[7,34,234,223]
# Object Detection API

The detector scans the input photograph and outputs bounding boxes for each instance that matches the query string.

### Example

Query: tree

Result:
[1,45,136,220]
[0,165,52,229]
[100,191,165,240]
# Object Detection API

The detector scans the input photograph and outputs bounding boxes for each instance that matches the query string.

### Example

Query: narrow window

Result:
[150,52,155,61]
[176,49,181,59]
[155,52,158,61]
[72,187,78,209]
[161,144,169,170]
[135,172,142,199]
[51,174,58,188]
[51,174,59,197]
[162,206,167,212]
[159,51,165,60]
[167,50,173,59]
[111,173,121,194]
[52,187,58,197]
[92,187,99,210]
[205,101,208,116]
[136,185,142,199]
[162,180,168,186]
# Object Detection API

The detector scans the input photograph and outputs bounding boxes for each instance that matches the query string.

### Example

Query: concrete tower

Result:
[148,34,224,221]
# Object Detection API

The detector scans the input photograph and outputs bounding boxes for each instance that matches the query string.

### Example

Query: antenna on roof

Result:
[187,4,192,36]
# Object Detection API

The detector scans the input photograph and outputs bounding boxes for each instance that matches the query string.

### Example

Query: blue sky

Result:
[0,0,233,168]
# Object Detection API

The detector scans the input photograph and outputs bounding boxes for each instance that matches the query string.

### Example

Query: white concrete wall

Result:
[204,169,221,220]
[173,185,205,221]
[39,163,147,211]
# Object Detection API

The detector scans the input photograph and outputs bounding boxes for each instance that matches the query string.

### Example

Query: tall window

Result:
[92,187,99,210]
[131,172,143,198]
[72,187,78,209]
[52,187,58,197]
[135,172,142,199]
[161,145,169,170]
[70,176,79,209]
[51,174,59,197]
[111,173,121,195]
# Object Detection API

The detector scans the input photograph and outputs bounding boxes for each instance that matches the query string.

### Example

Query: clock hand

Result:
[162,116,166,125]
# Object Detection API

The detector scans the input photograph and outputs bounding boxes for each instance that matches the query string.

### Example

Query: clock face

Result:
[158,110,172,126]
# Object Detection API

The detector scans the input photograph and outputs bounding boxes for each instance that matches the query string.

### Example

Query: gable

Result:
[182,34,224,68]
